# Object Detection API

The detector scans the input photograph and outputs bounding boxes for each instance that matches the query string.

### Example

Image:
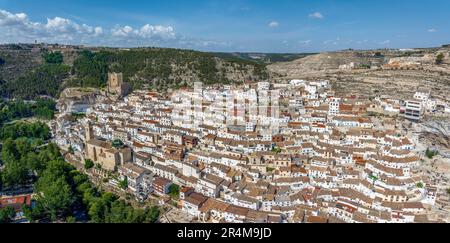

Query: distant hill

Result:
[5,43,447,101]
[0,44,280,99]
[267,47,450,100]
[212,52,316,64]
[268,48,450,81]
[0,44,44,82]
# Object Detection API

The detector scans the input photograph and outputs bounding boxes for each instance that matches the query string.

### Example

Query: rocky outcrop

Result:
[267,51,386,80]
[419,119,450,152]
[268,48,450,100]
[58,87,99,114]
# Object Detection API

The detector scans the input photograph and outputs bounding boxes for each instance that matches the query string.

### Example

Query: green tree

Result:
[1,158,30,188]
[21,204,36,222]
[112,139,124,149]
[66,216,76,223]
[87,198,108,223]
[0,99,33,121]
[3,64,69,99]
[34,160,75,221]
[168,184,180,199]
[33,99,56,120]
[144,206,160,223]
[119,177,128,190]
[436,53,444,65]
[425,148,438,159]
[43,51,63,64]
[106,200,138,223]
[266,167,276,173]
[0,125,160,224]
[417,182,424,188]
[0,121,50,141]
[272,147,282,154]
[84,159,94,170]
[0,98,55,121]
[0,138,32,187]
[0,206,16,223]
[95,163,102,170]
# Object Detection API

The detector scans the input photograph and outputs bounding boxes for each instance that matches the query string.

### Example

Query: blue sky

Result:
[0,0,449,52]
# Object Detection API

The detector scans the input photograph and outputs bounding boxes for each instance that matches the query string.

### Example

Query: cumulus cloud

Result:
[428,28,437,33]
[94,27,103,35]
[0,9,227,50]
[45,17,103,37]
[268,21,279,28]
[0,10,30,27]
[111,24,176,40]
[308,12,324,19]
[0,9,104,44]
[380,40,391,45]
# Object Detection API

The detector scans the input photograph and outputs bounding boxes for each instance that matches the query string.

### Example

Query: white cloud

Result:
[268,21,279,28]
[0,9,104,44]
[109,24,178,47]
[380,40,391,45]
[309,12,324,19]
[428,28,437,33]
[139,24,176,39]
[45,17,101,36]
[111,25,136,37]
[0,10,31,27]
[94,27,103,35]
[0,9,231,50]
[112,25,171,38]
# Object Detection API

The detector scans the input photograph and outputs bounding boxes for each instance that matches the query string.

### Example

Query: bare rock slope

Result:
[268,47,450,100]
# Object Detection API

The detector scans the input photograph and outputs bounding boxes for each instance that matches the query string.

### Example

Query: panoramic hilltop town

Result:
[50,69,450,223]
[2,0,450,229]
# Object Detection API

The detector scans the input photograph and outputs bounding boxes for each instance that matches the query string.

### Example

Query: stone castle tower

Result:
[107,72,130,98]
[108,72,123,93]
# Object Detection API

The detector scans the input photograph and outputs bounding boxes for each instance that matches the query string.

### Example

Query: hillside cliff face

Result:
[267,51,390,80]
[0,44,44,82]
[267,48,450,100]
[268,48,450,79]
[0,44,269,99]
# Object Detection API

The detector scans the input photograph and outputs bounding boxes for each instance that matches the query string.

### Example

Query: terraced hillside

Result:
[0,44,44,82]
[268,47,450,100]
[0,44,271,99]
